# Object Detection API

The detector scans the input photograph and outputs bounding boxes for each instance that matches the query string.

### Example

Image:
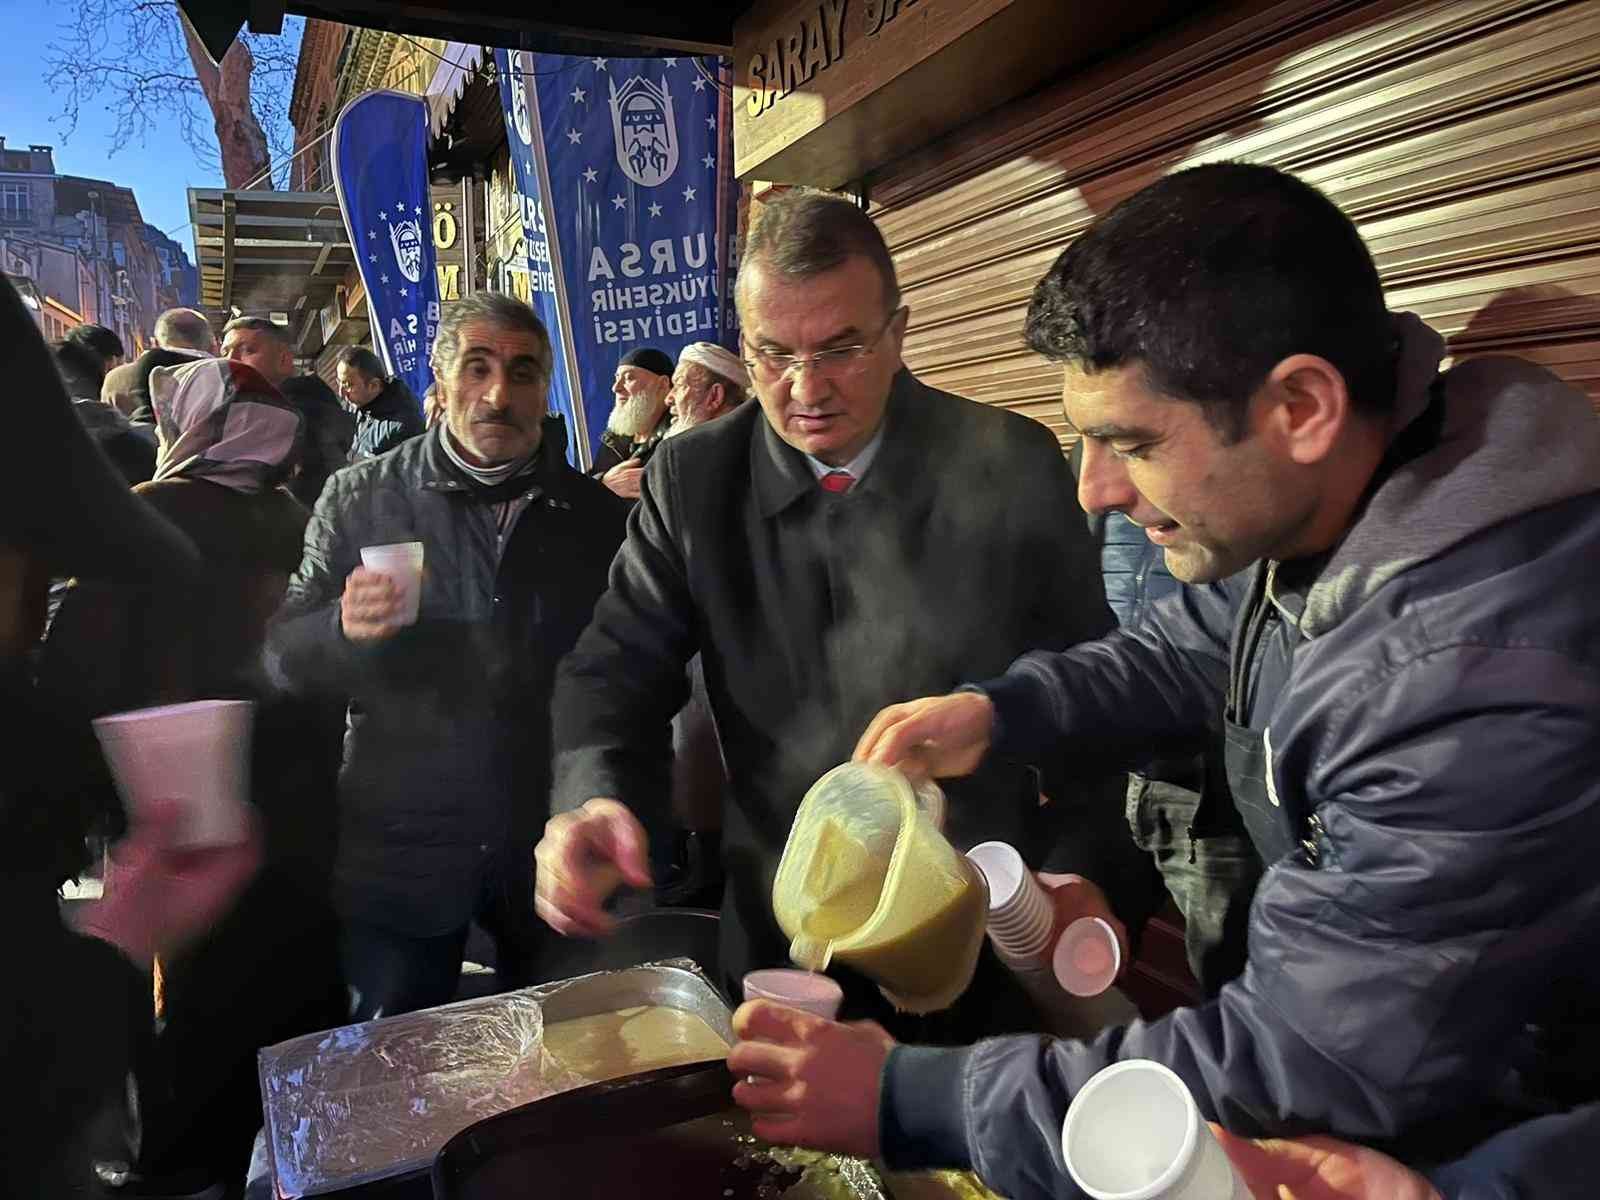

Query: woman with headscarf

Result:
[40,356,348,1196]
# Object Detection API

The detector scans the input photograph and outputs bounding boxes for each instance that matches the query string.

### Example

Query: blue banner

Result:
[536,53,738,464]
[491,52,737,467]
[494,48,586,466]
[331,90,439,406]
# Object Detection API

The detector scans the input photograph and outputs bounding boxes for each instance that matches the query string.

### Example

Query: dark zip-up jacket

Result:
[265,419,627,934]
[347,377,424,463]
[880,316,1600,1198]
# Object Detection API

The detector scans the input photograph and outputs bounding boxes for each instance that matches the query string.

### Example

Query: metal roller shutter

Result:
[867,0,1600,448]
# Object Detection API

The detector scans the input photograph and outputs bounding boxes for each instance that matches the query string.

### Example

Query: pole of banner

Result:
[523,57,593,472]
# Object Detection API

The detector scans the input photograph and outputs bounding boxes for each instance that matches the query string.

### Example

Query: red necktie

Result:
[819,470,855,494]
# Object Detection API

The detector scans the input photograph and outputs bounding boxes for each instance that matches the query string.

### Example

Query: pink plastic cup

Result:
[1053,916,1123,997]
[742,969,844,1019]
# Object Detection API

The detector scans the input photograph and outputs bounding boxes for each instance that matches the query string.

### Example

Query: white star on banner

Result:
[567,129,582,145]
[377,210,387,220]
[367,230,376,240]
[368,254,377,263]
[571,86,587,104]
[691,76,706,93]
[395,198,408,213]
[525,159,535,176]
[380,274,390,284]
[413,204,423,216]
[611,194,627,210]
[582,167,599,183]
[702,153,715,168]
[665,58,677,68]
[648,201,663,217]
[705,116,716,130]
[399,287,408,297]
[592,57,608,71]
[682,185,696,202]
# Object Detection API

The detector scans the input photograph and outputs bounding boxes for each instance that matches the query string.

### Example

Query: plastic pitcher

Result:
[771,763,988,1014]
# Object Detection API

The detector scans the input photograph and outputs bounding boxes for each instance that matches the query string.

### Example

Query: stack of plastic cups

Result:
[1061,1060,1251,1200]
[966,841,1123,1004]
[966,841,1055,967]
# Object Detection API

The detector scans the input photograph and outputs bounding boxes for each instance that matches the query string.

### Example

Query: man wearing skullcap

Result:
[664,342,749,436]
[592,346,675,500]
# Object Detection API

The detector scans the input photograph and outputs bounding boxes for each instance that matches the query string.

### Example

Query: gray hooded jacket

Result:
[881,316,1600,1198]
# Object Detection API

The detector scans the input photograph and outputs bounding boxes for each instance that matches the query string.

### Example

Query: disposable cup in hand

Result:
[1053,916,1122,997]
[742,969,844,1019]
[1062,1060,1250,1200]
[92,700,254,847]
[360,541,425,626]
[967,841,1054,963]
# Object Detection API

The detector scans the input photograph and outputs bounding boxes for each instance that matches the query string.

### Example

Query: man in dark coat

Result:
[589,345,674,500]
[538,191,1132,1036]
[222,315,355,506]
[266,292,628,1019]
[336,344,425,463]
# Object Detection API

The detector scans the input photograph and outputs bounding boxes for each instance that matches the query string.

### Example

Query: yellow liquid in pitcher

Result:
[542,1006,729,1083]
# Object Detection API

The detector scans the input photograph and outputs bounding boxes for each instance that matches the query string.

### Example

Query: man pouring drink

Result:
[721,164,1600,1199]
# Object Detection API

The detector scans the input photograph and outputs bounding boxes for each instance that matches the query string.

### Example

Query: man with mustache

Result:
[266,292,627,1019]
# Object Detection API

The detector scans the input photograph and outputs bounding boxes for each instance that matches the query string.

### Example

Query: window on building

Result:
[112,240,126,267]
[0,182,30,221]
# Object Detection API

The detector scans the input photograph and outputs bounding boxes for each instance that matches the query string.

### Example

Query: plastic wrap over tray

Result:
[256,959,728,1197]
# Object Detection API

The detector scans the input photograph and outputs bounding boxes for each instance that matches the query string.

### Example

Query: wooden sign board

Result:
[733,0,1196,186]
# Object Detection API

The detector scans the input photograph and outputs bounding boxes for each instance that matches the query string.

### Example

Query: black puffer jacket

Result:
[347,377,424,463]
[265,418,628,934]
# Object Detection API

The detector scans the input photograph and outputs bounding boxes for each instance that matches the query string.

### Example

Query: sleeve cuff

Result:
[878,1044,978,1172]
[961,669,1055,763]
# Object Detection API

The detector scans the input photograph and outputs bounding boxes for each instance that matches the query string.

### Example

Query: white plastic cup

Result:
[360,541,425,626]
[1053,916,1123,998]
[742,969,844,1019]
[967,841,1054,963]
[92,700,254,847]
[1062,1060,1250,1200]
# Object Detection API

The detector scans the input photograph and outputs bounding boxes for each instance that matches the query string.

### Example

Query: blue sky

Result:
[0,1,301,258]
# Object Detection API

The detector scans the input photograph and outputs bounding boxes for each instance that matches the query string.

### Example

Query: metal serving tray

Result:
[257,960,733,1198]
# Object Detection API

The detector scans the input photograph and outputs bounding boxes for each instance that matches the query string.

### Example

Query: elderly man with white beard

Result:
[592,346,675,500]
[663,342,750,437]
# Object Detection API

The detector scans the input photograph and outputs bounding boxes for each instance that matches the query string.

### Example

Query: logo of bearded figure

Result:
[608,76,678,188]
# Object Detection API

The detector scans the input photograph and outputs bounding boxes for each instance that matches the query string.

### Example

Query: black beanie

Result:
[619,346,673,378]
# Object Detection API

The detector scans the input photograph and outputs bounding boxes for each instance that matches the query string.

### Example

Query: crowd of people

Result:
[4,162,1596,1199]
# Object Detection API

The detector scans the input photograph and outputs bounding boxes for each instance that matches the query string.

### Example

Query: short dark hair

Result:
[1025,162,1396,442]
[431,291,552,381]
[222,315,293,348]
[53,338,105,399]
[154,307,214,351]
[739,189,901,314]
[65,323,124,363]
[337,345,388,382]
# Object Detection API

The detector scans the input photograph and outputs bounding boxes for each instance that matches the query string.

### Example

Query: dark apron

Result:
[1220,563,1305,866]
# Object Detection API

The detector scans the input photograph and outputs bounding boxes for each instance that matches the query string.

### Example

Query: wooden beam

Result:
[221,194,237,314]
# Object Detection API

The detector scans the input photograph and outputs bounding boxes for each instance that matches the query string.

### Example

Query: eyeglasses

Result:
[741,307,905,385]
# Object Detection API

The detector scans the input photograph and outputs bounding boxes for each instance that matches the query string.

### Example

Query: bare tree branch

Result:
[42,0,302,189]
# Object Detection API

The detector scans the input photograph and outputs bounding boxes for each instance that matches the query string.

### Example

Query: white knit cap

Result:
[677,341,749,388]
